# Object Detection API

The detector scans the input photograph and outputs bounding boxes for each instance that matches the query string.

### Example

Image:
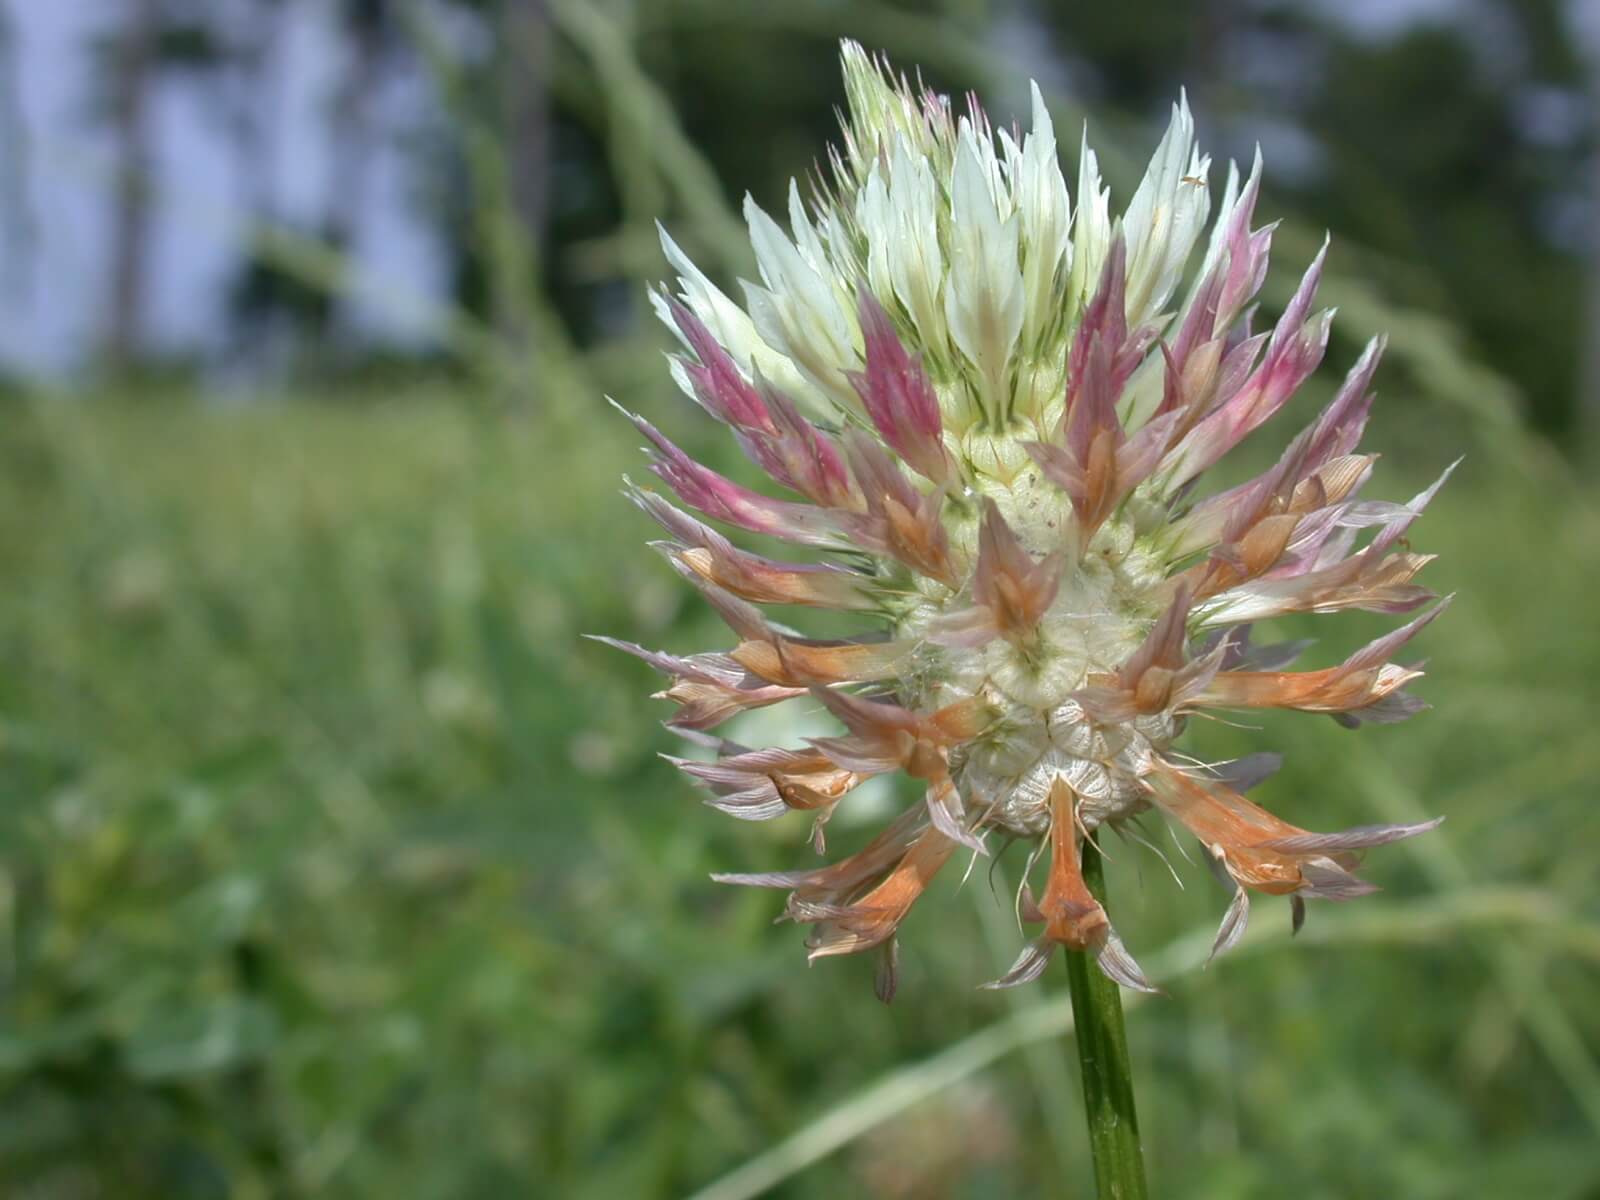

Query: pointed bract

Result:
[851,290,951,483]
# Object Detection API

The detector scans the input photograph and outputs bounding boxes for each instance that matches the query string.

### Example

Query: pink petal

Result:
[615,403,845,547]
[851,291,949,484]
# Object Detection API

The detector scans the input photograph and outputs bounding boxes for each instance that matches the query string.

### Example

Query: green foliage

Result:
[0,383,1596,1198]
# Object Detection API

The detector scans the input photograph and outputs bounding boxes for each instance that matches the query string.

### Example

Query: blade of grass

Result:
[969,857,1083,1179]
[550,0,749,270]
[1351,755,1600,1137]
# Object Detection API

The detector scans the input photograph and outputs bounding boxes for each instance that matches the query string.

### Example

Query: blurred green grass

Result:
[0,383,1597,1199]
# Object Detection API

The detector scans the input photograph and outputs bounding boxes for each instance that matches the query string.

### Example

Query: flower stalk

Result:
[1063,834,1148,1200]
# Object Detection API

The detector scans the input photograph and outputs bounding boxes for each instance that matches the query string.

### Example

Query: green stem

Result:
[1063,834,1149,1200]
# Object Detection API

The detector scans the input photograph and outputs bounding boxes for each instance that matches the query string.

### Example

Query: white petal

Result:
[1014,81,1072,355]
[1066,129,1111,322]
[944,124,1025,423]
[888,138,948,355]
[656,223,816,409]
[1123,93,1212,326]
[742,194,862,412]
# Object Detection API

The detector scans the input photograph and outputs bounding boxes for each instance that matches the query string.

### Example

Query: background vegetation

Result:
[1,1,1598,1197]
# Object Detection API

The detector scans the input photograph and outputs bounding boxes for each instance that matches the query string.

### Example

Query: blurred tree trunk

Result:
[105,0,161,369]
[0,1,32,300]
[497,0,549,347]
[221,0,288,367]
[236,1,284,227]
[321,0,392,350]
[1584,49,1600,463]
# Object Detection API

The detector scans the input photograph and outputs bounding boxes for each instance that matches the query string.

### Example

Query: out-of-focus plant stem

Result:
[1063,834,1148,1200]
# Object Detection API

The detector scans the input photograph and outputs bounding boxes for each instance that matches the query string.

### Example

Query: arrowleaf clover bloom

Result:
[600,43,1451,998]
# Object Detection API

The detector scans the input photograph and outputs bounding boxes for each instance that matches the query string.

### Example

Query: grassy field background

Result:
[4,0,1598,1194]
[1,355,1596,1196]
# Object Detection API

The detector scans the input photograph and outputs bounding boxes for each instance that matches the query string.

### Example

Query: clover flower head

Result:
[601,42,1452,998]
